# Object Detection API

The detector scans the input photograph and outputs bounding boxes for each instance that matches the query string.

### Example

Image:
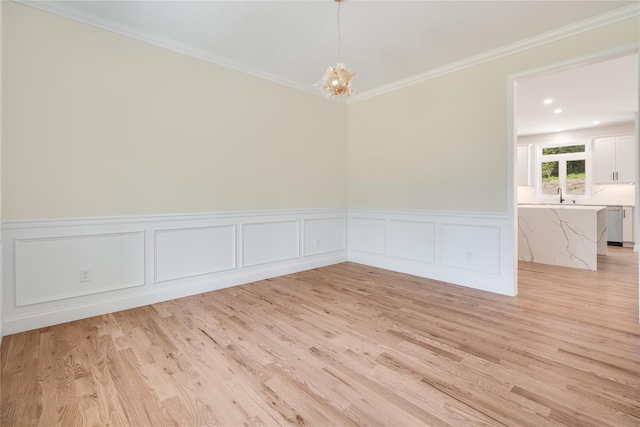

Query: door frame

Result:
[506,43,639,309]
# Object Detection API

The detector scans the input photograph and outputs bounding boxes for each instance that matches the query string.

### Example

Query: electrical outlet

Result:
[466,251,473,261]
[315,238,321,247]
[79,268,91,282]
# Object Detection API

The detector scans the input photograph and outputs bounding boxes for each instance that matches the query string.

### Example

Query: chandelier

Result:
[317,0,355,100]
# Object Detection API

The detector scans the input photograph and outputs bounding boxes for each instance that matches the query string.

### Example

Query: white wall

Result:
[2,2,348,220]
[3,209,347,334]
[518,122,635,147]
[348,209,513,296]
[0,0,4,342]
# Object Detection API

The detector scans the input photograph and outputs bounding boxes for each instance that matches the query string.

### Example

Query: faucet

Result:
[558,187,565,204]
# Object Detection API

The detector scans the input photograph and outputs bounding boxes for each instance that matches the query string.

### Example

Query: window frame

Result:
[534,141,591,202]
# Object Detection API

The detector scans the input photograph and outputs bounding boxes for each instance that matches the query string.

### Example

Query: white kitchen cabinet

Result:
[516,145,532,186]
[593,135,636,184]
[623,206,634,243]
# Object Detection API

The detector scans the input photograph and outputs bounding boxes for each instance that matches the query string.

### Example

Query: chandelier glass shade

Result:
[319,62,355,100]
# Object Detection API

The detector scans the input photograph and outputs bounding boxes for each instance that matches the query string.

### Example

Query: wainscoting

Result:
[2,208,514,334]
[2,210,347,334]
[348,209,514,296]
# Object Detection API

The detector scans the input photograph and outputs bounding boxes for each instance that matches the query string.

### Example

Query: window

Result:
[536,143,589,200]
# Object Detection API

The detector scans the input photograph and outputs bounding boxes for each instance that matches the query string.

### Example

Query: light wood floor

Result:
[2,247,639,426]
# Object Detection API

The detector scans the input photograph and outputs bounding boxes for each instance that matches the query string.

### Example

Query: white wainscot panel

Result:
[154,225,236,283]
[16,232,144,306]
[388,220,435,263]
[441,224,500,274]
[242,220,299,267]
[350,217,386,254]
[303,217,346,256]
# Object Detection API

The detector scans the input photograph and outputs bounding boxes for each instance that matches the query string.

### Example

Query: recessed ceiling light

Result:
[554,108,563,113]
[593,120,600,125]
[555,128,562,132]
[544,99,553,104]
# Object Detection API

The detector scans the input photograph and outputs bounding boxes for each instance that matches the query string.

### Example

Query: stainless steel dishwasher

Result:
[606,206,623,246]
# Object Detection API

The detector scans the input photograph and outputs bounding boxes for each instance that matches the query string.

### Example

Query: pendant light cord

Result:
[337,0,342,62]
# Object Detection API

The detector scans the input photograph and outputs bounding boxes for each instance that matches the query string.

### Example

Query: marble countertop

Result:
[518,204,606,211]
[518,204,607,271]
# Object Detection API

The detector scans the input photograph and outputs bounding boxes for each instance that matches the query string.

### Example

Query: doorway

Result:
[508,46,639,316]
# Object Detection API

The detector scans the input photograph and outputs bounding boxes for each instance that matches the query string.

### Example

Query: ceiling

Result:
[516,53,638,136]
[16,0,640,135]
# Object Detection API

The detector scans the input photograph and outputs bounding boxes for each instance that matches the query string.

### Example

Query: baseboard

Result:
[3,209,348,335]
[347,209,515,296]
[347,252,510,295]
[2,208,517,335]
[2,253,345,335]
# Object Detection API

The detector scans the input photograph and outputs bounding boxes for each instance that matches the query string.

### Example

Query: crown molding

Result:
[349,3,640,103]
[14,1,639,104]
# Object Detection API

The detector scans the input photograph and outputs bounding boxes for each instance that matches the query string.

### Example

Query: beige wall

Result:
[348,17,639,213]
[3,3,638,221]
[2,3,348,220]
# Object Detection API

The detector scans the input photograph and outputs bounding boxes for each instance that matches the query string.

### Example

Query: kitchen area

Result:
[515,53,638,271]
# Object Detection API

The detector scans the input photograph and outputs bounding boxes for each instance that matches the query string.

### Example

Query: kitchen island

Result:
[518,205,607,271]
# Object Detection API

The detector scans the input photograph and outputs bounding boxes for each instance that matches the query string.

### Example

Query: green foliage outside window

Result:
[541,145,586,182]
[541,161,558,180]
[541,145,585,155]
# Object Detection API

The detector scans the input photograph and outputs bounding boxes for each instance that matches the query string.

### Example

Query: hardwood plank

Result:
[2,246,638,426]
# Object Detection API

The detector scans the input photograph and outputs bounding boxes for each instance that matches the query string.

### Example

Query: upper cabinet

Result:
[516,145,532,186]
[593,135,636,184]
